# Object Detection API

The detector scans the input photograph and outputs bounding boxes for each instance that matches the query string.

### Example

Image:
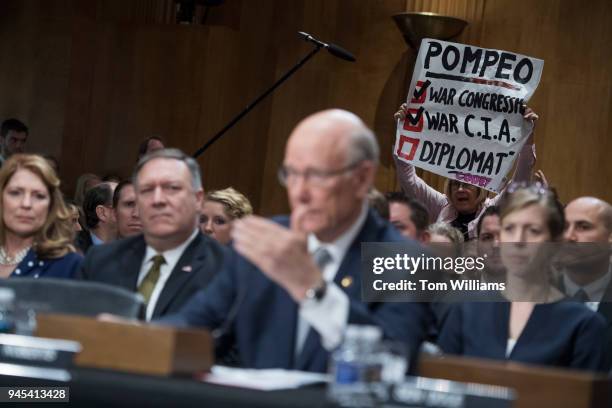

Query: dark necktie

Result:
[313,247,333,272]
[294,247,334,359]
[138,254,166,304]
[573,289,590,303]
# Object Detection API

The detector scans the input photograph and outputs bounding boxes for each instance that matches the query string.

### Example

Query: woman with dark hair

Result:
[437,183,609,372]
[0,154,82,279]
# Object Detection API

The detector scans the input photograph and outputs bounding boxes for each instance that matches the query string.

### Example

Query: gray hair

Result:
[428,222,464,244]
[132,148,202,191]
[346,126,380,166]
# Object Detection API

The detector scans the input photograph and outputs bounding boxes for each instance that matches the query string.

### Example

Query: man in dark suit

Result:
[162,110,431,372]
[80,149,225,321]
[76,183,117,254]
[562,196,612,366]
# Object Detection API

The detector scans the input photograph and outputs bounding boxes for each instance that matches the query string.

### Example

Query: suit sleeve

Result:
[570,312,609,372]
[344,300,432,358]
[62,253,83,279]
[76,246,98,280]
[436,303,464,355]
[156,246,240,330]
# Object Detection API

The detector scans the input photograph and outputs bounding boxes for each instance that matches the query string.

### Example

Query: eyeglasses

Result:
[277,161,362,187]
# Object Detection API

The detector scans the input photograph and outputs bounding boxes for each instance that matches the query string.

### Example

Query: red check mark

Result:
[403,108,424,132]
[410,80,430,104]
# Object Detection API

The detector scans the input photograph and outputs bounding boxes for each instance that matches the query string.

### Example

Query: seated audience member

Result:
[393,104,538,240]
[0,119,28,167]
[0,154,81,279]
[137,136,165,160]
[476,206,505,282]
[367,188,389,220]
[73,173,102,207]
[161,110,431,372]
[79,149,226,321]
[200,187,253,245]
[428,222,463,245]
[113,180,142,239]
[560,197,612,365]
[386,191,430,242]
[438,184,609,372]
[76,183,117,253]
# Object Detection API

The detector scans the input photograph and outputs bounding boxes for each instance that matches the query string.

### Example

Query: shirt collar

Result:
[144,228,199,267]
[307,202,368,263]
[563,264,612,302]
[90,231,105,246]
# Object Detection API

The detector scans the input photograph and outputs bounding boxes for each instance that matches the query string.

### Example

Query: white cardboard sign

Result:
[394,39,543,192]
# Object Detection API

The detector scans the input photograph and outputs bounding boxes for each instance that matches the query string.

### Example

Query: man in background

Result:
[76,182,118,253]
[386,191,430,243]
[113,180,142,239]
[0,118,28,166]
[80,149,225,321]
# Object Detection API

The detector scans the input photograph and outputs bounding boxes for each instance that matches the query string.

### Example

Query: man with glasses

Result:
[164,109,431,372]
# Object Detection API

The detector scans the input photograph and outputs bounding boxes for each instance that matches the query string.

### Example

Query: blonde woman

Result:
[0,154,82,279]
[200,187,253,245]
[438,184,609,371]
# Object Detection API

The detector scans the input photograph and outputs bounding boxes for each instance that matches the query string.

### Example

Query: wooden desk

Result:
[35,313,213,376]
[419,355,611,408]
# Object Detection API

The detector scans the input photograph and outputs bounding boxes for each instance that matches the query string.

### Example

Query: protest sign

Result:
[394,39,543,192]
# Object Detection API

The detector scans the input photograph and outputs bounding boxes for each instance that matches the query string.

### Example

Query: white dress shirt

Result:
[137,229,199,321]
[295,203,369,355]
[563,265,611,312]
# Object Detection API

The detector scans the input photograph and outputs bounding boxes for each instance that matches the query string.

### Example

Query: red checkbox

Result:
[397,135,420,161]
[403,109,424,132]
[411,80,427,104]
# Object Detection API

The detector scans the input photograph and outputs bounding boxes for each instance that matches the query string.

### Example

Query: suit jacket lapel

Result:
[295,211,379,370]
[598,281,612,323]
[120,237,147,291]
[152,233,205,318]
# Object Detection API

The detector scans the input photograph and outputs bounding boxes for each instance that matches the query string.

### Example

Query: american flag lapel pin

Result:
[182,265,192,273]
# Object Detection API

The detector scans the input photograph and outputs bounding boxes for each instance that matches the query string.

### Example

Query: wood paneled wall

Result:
[0,0,610,214]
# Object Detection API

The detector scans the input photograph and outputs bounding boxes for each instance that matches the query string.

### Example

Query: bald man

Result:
[163,110,430,372]
[562,197,612,305]
[561,197,612,367]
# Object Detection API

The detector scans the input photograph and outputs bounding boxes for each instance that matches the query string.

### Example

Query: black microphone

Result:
[298,31,356,62]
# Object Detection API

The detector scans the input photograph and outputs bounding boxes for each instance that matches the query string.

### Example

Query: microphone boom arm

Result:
[193,44,323,158]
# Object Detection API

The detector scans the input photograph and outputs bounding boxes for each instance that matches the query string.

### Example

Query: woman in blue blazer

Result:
[438,183,609,372]
[0,154,82,279]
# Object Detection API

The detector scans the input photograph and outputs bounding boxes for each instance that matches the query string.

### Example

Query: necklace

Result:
[0,246,31,266]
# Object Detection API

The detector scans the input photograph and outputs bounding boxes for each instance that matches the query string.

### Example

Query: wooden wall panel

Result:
[0,0,610,214]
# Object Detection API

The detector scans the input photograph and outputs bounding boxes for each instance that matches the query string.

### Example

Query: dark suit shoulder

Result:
[183,232,230,268]
[85,234,145,258]
[79,235,145,281]
[541,300,607,328]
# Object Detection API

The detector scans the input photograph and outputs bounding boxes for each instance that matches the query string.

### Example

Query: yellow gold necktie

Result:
[138,254,166,304]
